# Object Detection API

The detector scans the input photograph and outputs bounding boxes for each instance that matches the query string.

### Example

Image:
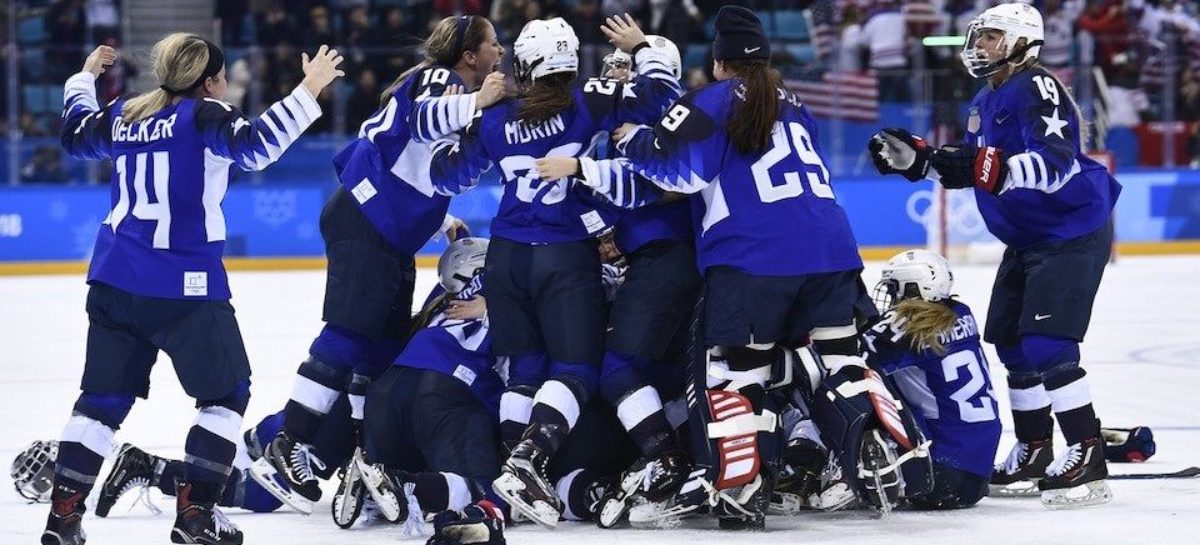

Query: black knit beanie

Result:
[712,6,770,61]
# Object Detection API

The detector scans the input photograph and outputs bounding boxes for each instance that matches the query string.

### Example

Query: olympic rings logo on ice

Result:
[905,189,988,237]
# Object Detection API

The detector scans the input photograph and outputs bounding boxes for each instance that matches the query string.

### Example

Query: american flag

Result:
[786,71,880,122]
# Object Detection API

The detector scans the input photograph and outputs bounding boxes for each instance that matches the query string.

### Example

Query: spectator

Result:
[1077,0,1130,79]
[346,69,381,131]
[368,7,414,77]
[857,0,910,101]
[340,5,373,75]
[20,147,69,184]
[256,1,298,48]
[216,0,250,45]
[433,0,484,17]
[18,112,47,137]
[46,0,86,81]
[1041,0,1083,72]
[686,65,710,89]
[224,58,254,109]
[301,5,337,49]
[646,0,702,50]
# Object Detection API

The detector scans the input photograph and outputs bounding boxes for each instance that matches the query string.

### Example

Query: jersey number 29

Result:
[750,121,832,203]
[941,349,997,423]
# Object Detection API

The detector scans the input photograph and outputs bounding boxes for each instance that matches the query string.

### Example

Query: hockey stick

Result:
[1108,467,1200,480]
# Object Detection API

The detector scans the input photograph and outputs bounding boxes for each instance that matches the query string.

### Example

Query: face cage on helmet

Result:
[602,53,631,73]
[960,22,1007,78]
[11,440,57,502]
[871,280,899,314]
[961,21,1044,79]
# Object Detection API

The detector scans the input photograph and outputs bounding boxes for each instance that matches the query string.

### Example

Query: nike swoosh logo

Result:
[744,46,762,54]
[1034,314,1052,321]
[996,114,1009,124]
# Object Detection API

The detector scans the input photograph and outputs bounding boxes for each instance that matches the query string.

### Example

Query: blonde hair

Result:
[122,33,213,123]
[892,299,959,355]
[381,15,492,104]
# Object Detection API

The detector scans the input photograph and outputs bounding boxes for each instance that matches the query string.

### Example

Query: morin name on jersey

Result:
[112,114,178,143]
[504,115,566,145]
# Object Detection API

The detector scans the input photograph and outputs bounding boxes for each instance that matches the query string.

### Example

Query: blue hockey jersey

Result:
[861,300,1002,478]
[61,72,322,300]
[332,65,480,255]
[575,140,692,254]
[615,80,863,276]
[392,274,505,415]
[965,67,1121,249]
[428,47,681,244]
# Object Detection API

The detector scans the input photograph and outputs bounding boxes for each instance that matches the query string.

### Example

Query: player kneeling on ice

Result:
[870,2,1119,509]
[330,238,509,540]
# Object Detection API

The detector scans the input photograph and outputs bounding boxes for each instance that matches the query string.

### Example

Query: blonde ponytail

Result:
[122,33,212,123]
[892,299,959,355]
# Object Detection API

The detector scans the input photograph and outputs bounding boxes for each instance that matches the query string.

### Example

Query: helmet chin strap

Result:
[978,38,1045,77]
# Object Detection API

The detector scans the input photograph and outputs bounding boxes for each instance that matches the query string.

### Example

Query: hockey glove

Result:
[930,144,1008,195]
[868,128,932,182]
[426,500,506,545]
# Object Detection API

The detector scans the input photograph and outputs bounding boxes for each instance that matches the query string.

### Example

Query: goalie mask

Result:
[961,2,1044,79]
[438,237,489,294]
[873,249,953,311]
[11,440,58,502]
[513,17,580,83]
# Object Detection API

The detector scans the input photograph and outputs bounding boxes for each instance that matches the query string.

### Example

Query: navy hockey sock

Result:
[1023,336,1097,444]
[600,351,676,458]
[183,384,248,501]
[999,344,1053,442]
[55,393,134,495]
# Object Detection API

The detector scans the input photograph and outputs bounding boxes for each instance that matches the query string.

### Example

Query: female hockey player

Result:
[533,37,699,528]
[870,2,1120,508]
[47,36,343,545]
[349,237,511,543]
[861,250,1002,510]
[607,6,874,528]
[252,15,507,515]
[426,14,682,527]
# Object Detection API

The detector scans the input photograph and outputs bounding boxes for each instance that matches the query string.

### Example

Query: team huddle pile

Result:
[15,2,1143,545]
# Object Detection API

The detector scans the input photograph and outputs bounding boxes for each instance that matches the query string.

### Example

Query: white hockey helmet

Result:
[873,249,954,311]
[646,35,683,79]
[603,35,682,81]
[513,17,580,82]
[11,440,58,503]
[438,237,489,293]
[960,2,1044,78]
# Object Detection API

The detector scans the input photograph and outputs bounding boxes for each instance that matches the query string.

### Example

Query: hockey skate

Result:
[171,483,243,545]
[96,444,164,517]
[248,432,325,514]
[42,485,86,545]
[809,455,858,511]
[331,457,365,529]
[492,440,561,528]
[353,450,406,524]
[714,473,770,530]
[990,437,1053,497]
[858,429,902,517]
[1039,437,1112,509]
[597,449,690,528]
[627,468,709,529]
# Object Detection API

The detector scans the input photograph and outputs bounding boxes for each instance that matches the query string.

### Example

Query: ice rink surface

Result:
[2,256,1198,545]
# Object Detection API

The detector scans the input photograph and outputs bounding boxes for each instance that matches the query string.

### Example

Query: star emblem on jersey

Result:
[1042,108,1068,139]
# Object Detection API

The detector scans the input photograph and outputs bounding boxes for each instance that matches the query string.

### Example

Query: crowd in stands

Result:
[4,0,1199,182]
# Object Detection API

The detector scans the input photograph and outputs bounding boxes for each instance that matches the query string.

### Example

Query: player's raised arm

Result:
[61,46,118,160]
[410,70,507,143]
[195,45,343,171]
[428,114,493,196]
